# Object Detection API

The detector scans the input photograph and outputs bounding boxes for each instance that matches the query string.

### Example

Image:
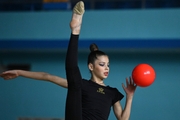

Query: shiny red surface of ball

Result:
[132,64,156,87]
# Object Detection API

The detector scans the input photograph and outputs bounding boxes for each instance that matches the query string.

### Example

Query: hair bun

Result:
[89,43,99,52]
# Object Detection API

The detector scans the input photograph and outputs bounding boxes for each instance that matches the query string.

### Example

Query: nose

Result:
[105,65,109,70]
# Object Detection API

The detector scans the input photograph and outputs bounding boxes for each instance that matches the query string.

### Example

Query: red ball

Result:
[132,63,156,87]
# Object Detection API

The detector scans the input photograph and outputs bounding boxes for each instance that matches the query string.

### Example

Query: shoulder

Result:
[82,78,91,85]
[106,86,124,100]
[82,78,89,82]
[106,85,119,91]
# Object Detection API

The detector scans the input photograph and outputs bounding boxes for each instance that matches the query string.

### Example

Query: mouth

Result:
[104,72,109,76]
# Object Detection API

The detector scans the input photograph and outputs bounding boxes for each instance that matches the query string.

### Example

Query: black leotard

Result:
[65,34,124,120]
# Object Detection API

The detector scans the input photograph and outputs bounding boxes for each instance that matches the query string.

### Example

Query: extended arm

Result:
[0,70,67,88]
[113,77,137,120]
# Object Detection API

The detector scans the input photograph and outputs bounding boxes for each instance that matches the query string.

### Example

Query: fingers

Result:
[0,72,14,80]
[0,72,7,77]
[131,76,134,84]
[0,74,8,80]
[0,73,5,78]
[130,76,137,86]
[126,77,129,86]
[0,71,8,76]
[124,76,137,87]
[2,75,13,80]
[123,77,131,87]
[125,77,133,85]
[122,83,125,90]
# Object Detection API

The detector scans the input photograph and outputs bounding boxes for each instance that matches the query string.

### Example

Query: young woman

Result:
[0,1,137,120]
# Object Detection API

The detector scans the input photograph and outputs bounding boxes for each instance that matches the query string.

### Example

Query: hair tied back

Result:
[89,43,99,52]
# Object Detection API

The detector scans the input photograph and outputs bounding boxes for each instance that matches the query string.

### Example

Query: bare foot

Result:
[70,1,85,35]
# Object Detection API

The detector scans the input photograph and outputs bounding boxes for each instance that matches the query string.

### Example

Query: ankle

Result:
[70,15,82,35]
[70,1,85,35]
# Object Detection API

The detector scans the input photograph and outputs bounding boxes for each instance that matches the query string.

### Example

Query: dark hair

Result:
[87,43,107,65]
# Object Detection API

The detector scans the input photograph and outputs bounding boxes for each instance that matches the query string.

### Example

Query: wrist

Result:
[16,70,22,76]
[126,94,134,100]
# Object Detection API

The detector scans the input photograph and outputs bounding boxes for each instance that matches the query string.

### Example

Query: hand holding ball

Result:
[132,64,156,87]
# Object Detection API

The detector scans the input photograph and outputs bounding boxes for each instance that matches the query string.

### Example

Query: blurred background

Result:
[0,0,180,120]
[0,0,180,11]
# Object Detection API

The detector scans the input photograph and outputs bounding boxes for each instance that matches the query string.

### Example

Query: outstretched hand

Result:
[122,77,137,97]
[0,70,19,80]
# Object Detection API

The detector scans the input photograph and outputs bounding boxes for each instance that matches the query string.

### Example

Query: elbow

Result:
[63,83,68,88]
[119,116,129,120]
[117,114,129,120]
[42,73,51,81]
[118,117,129,120]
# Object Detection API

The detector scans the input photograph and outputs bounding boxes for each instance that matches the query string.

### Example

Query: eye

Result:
[99,63,105,66]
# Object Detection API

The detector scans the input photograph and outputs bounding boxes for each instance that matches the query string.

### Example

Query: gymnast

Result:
[0,1,137,120]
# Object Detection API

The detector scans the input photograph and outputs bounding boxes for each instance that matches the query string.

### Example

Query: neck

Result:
[91,77,105,86]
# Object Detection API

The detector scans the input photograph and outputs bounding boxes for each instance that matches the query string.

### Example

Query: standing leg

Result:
[65,1,85,120]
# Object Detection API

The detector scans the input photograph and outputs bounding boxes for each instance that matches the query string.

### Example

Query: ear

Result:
[88,63,93,71]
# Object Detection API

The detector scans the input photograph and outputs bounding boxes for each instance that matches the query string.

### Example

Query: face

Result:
[89,55,109,80]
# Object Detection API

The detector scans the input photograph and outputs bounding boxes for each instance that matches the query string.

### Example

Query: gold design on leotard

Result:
[97,88,105,94]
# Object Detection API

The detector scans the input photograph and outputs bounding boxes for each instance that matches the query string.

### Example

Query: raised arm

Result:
[0,70,67,88]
